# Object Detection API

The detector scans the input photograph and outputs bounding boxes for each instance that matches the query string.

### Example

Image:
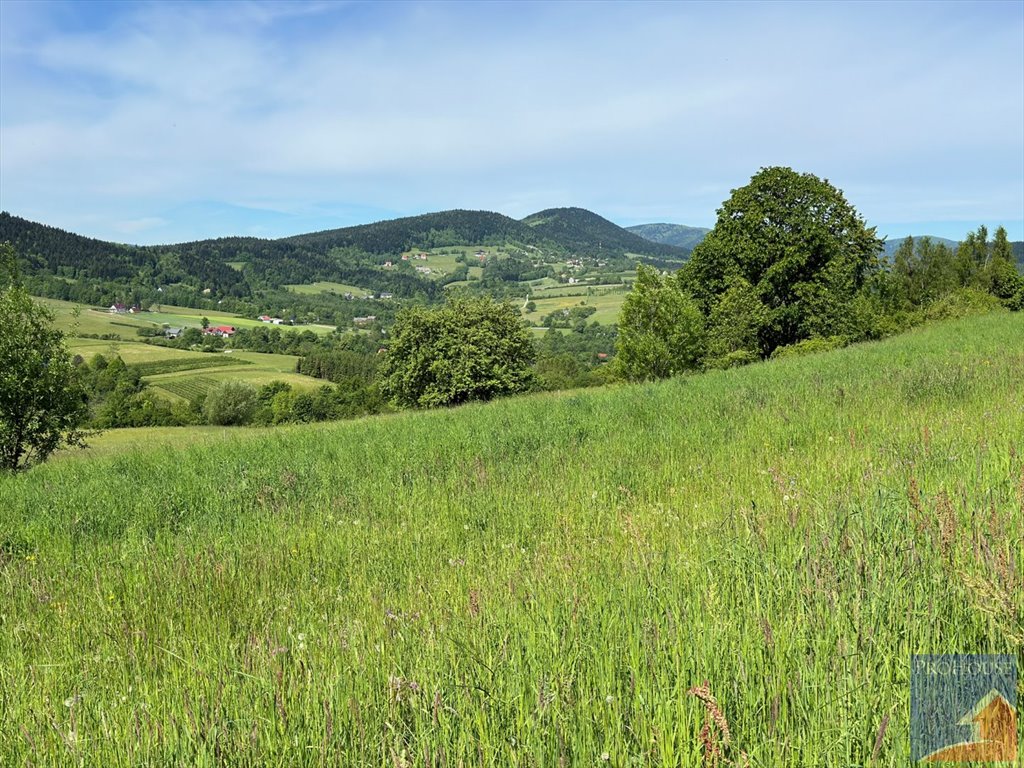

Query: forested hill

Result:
[522,208,689,261]
[1,206,689,291]
[4,208,1019,308]
[283,210,541,253]
[0,211,249,295]
[626,223,710,251]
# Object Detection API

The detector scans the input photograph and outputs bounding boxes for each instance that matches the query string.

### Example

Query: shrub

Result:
[202,380,258,426]
[770,335,849,360]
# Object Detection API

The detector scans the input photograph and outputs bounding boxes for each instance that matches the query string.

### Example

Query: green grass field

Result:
[285,281,375,298]
[66,338,325,403]
[525,287,629,325]
[1,313,1022,765]
[38,297,335,339]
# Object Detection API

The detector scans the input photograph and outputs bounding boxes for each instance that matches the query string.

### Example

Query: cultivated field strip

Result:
[130,356,252,378]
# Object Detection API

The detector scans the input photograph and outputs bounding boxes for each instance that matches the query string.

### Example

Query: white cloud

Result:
[1,0,1021,243]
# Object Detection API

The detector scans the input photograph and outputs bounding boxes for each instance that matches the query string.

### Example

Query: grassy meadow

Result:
[65,338,324,404]
[1,312,1022,765]
[38,296,336,339]
[524,286,629,326]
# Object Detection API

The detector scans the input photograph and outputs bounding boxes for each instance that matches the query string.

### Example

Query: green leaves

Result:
[380,297,535,408]
[0,250,90,470]
[681,167,884,354]
[615,264,705,381]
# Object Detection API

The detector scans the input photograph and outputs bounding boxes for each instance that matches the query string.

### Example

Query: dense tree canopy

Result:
[1,244,89,470]
[679,167,884,354]
[380,297,535,408]
[615,264,704,380]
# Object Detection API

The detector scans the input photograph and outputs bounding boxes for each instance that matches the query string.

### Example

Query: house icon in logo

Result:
[922,688,1017,763]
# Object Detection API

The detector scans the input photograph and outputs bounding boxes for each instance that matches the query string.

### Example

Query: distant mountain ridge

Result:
[626,223,710,251]
[2,210,1019,301]
[881,235,960,257]
[0,207,689,299]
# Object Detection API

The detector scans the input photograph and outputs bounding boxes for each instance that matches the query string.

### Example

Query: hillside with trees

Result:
[522,207,689,261]
[626,222,710,251]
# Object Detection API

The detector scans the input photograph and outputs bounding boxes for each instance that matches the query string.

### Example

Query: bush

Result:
[704,350,761,370]
[919,288,1003,322]
[770,336,849,360]
[203,381,258,426]
[381,297,535,408]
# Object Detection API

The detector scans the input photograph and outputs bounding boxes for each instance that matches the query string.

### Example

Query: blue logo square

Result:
[910,654,1017,763]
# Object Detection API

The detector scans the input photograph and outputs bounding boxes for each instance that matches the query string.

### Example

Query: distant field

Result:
[3,312,1021,764]
[525,288,628,325]
[285,281,374,298]
[146,349,321,402]
[67,338,216,365]
[66,337,324,402]
[36,296,334,338]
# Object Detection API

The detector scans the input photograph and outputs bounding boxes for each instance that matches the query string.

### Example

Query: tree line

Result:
[615,167,1022,380]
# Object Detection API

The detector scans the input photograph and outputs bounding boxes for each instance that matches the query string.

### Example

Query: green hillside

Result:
[626,222,710,251]
[2,311,1021,764]
[1,208,677,313]
[523,207,688,261]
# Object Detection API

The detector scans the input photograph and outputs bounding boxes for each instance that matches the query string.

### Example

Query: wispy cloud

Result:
[1,0,1021,243]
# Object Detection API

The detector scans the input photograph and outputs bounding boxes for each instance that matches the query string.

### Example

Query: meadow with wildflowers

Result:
[1,311,1022,766]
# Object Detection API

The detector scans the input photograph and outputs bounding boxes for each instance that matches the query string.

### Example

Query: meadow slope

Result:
[1,313,1022,766]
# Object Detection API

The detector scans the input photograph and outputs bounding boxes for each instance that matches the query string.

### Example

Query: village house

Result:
[109,303,128,314]
[202,325,236,338]
[378,292,394,300]
[164,327,182,339]
[353,316,377,326]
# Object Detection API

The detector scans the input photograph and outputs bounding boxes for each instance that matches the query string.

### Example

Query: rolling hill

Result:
[522,207,689,261]
[626,222,710,251]
[1,207,686,295]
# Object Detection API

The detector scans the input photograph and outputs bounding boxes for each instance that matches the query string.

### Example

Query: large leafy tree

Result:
[679,167,883,354]
[615,264,705,381]
[1,243,90,470]
[381,297,535,408]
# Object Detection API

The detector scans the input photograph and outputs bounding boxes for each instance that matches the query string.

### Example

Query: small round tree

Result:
[1,244,90,470]
[203,380,258,425]
[615,264,705,381]
[381,297,535,408]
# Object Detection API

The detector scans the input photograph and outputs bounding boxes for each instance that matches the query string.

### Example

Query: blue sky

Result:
[1,0,1022,245]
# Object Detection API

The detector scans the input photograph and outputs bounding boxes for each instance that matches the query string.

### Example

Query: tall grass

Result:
[1,313,1022,766]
